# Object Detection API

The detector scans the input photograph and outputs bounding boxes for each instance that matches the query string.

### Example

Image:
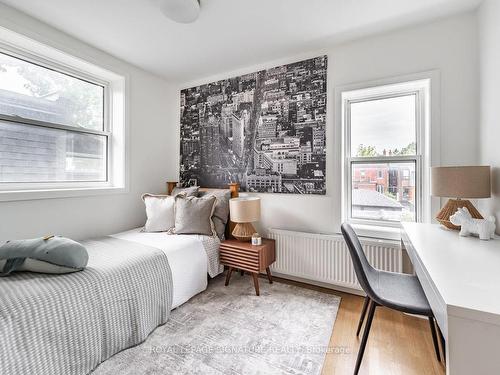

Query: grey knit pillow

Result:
[174,195,217,236]
[171,186,199,197]
[198,190,231,240]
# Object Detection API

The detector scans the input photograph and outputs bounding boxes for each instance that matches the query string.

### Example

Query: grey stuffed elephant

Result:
[0,235,88,276]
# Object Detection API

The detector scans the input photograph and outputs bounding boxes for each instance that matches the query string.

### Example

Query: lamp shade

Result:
[431,166,491,198]
[229,197,261,223]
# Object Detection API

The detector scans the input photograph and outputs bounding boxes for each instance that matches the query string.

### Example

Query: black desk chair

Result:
[341,223,441,375]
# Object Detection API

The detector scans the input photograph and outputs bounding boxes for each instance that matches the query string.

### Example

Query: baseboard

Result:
[261,272,426,320]
[267,271,366,297]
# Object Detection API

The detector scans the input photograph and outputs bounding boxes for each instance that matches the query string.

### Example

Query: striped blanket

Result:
[0,237,173,375]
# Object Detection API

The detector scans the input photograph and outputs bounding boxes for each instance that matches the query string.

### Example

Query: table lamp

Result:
[431,166,491,230]
[229,197,261,241]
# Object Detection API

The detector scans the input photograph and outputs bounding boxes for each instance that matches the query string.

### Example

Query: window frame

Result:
[342,80,429,229]
[0,29,128,201]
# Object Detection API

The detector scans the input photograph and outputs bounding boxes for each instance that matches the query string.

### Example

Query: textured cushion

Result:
[174,195,217,236]
[142,193,177,232]
[0,236,88,276]
[171,186,199,197]
[374,272,433,316]
[199,189,231,240]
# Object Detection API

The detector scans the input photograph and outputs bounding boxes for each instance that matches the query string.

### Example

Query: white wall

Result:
[0,8,481,241]
[0,4,177,241]
[173,13,479,235]
[478,0,500,233]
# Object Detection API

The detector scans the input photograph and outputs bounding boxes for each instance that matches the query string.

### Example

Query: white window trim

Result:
[0,26,129,202]
[335,71,441,240]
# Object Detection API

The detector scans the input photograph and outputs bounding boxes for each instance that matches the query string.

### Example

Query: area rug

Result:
[92,275,341,375]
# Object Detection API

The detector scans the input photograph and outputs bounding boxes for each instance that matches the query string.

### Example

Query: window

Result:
[342,79,429,226]
[0,52,107,183]
[0,29,127,201]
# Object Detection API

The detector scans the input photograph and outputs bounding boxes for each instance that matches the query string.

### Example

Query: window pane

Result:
[0,120,106,183]
[351,162,416,222]
[0,52,104,131]
[350,95,416,157]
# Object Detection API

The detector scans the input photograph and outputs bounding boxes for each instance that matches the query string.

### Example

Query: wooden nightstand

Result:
[220,238,276,296]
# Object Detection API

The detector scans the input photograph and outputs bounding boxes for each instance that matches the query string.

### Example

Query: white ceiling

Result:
[0,0,482,83]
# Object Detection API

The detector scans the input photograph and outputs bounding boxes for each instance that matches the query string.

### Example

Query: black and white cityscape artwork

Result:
[179,55,327,194]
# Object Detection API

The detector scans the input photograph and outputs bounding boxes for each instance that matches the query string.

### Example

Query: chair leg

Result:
[356,297,371,336]
[438,324,446,364]
[354,301,377,375]
[428,317,441,362]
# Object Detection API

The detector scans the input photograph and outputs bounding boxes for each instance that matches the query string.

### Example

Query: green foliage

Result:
[400,141,416,155]
[356,144,377,157]
[356,142,416,157]
[391,142,416,155]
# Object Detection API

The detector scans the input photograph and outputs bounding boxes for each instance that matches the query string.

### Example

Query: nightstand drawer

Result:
[219,258,259,272]
[220,250,259,271]
[219,252,259,264]
[219,246,259,260]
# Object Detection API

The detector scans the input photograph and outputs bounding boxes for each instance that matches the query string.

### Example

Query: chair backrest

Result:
[341,223,379,300]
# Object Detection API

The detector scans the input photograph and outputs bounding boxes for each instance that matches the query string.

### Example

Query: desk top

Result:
[402,222,500,324]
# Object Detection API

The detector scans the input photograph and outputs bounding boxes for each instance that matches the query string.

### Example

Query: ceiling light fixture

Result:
[159,0,200,24]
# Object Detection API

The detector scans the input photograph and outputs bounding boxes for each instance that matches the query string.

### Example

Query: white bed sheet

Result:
[111,228,208,309]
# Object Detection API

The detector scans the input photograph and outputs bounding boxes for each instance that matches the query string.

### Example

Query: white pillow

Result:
[142,194,176,232]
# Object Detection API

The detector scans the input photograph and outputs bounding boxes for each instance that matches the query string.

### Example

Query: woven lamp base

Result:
[232,222,256,241]
[436,199,483,230]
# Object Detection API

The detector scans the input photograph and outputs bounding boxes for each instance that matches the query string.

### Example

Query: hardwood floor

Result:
[270,276,445,375]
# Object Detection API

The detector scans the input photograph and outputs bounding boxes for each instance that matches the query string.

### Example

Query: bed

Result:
[0,183,239,375]
[111,228,222,309]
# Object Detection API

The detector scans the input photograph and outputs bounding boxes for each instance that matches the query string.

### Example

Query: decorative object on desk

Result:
[431,165,491,230]
[229,197,261,241]
[251,233,262,246]
[449,207,496,240]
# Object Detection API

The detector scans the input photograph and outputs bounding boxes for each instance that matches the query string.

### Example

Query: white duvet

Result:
[111,228,211,309]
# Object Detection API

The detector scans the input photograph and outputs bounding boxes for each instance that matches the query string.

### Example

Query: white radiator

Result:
[268,228,402,291]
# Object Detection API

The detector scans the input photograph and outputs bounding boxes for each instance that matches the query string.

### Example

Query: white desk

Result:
[401,223,500,375]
